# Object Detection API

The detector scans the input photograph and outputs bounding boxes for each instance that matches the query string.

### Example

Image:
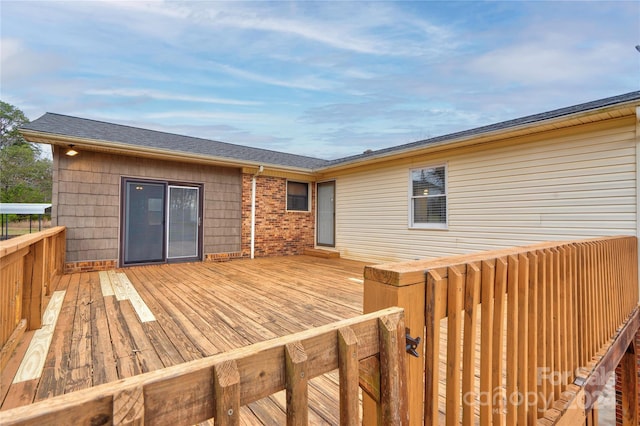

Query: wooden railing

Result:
[0,226,66,371]
[364,236,639,425]
[0,306,408,426]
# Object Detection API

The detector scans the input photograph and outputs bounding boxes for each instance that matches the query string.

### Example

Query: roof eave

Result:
[20,129,317,175]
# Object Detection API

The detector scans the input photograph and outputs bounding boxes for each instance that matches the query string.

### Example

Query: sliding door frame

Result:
[120,177,203,266]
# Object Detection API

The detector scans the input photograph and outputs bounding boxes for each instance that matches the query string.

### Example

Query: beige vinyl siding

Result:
[332,118,637,263]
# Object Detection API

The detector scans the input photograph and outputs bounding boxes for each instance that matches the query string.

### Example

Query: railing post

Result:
[363,266,425,425]
[113,386,145,425]
[285,341,308,426]
[213,360,240,426]
[57,227,66,275]
[338,327,359,425]
[378,313,408,425]
[22,238,45,330]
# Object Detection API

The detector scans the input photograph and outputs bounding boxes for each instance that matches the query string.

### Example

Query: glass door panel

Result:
[317,181,335,246]
[167,186,199,259]
[124,181,166,264]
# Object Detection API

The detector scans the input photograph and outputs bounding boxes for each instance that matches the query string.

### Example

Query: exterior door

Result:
[122,179,201,265]
[317,181,335,246]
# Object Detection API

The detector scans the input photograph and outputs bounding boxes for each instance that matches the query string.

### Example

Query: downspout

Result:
[250,165,264,259]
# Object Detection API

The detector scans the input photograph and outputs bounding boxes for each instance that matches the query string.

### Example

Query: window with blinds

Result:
[409,165,447,228]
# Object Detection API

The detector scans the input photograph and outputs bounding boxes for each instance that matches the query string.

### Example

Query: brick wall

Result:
[241,174,315,257]
[615,327,639,424]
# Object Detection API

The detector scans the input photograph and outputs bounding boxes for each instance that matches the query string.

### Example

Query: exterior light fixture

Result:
[65,144,79,156]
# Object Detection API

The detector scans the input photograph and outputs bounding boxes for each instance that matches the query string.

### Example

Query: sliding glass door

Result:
[167,186,199,259]
[122,179,201,265]
[123,181,166,264]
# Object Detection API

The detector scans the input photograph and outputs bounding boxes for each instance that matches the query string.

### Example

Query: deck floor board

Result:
[89,273,118,387]
[1,256,369,423]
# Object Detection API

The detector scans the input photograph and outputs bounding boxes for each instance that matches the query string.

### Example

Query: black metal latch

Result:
[405,328,421,357]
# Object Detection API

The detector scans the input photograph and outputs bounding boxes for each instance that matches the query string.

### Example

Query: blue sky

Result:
[1,1,639,159]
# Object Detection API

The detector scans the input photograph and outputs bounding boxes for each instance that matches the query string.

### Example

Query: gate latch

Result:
[405,328,421,358]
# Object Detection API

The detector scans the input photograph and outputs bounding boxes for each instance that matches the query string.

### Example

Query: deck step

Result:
[303,248,340,259]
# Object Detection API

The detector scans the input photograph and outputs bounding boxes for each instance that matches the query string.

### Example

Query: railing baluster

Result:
[446,266,464,426]
[462,263,480,426]
[526,251,538,423]
[516,253,529,425]
[558,246,569,392]
[479,259,495,426]
[505,255,519,426]
[425,269,446,426]
[492,257,508,426]
[568,244,578,381]
[537,249,549,415]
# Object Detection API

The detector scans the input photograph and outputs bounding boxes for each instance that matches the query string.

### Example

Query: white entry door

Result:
[317,181,335,246]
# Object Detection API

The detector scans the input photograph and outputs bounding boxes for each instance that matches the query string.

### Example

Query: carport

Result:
[0,203,52,240]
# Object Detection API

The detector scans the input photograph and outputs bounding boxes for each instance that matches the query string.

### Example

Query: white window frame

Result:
[408,164,448,229]
[286,180,311,212]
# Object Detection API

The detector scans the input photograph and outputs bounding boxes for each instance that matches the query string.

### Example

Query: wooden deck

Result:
[0,256,369,424]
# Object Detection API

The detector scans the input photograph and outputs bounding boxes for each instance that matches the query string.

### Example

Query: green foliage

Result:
[0,100,37,153]
[0,144,52,203]
[0,101,52,205]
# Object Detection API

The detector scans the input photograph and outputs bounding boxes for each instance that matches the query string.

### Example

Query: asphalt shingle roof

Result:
[22,113,330,170]
[21,91,640,171]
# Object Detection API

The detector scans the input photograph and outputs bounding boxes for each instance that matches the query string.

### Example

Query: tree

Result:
[0,144,52,203]
[0,101,52,204]
[0,101,33,151]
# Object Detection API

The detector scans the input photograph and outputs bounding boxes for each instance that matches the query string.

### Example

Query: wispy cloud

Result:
[142,110,273,124]
[99,1,456,58]
[183,2,451,57]
[85,88,262,106]
[208,62,337,92]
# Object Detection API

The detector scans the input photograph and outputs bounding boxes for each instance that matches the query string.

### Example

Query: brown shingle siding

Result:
[55,149,242,265]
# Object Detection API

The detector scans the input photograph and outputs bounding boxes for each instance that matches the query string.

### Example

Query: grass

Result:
[0,219,52,239]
